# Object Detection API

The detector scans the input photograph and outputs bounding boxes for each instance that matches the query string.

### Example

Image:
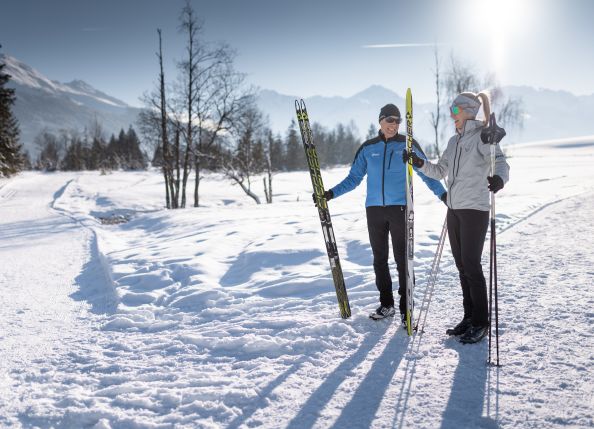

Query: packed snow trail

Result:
[0,173,115,426]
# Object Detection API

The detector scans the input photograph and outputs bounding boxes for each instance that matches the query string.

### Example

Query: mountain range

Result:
[2,54,142,156]
[3,54,594,158]
[256,85,594,146]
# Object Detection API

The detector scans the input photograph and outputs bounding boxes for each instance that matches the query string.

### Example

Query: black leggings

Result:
[366,205,407,313]
[447,208,490,327]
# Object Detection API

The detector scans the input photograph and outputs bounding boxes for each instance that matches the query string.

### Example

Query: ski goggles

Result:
[383,116,401,124]
[450,105,461,115]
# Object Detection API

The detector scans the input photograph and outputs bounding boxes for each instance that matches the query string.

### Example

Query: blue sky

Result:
[1,0,593,106]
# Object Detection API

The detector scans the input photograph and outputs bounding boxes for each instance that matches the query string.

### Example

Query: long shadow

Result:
[328,330,409,429]
[286,323,392,429]
[392,331,427,429]
[227,362,303,429]
[439,340,498,429]
[70,232,118,315]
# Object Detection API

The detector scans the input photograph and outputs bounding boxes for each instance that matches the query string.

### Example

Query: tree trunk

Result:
[173,127,181,207]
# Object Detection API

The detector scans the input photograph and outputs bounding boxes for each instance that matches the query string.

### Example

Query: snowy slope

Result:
[0,139,593,428]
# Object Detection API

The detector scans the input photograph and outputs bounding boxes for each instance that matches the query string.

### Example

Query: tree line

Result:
[34,124,147,172]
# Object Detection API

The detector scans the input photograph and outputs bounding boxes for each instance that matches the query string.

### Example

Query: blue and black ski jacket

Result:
[331,132,446,207]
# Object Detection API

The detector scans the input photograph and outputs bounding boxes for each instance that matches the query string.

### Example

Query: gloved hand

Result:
[402,150,424,168]
[481,113,507,144]
[312,190,333,206]
[440,192,448,206]
[487,175,504,193]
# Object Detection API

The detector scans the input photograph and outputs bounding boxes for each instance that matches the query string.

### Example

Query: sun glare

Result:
[471,0,529,77]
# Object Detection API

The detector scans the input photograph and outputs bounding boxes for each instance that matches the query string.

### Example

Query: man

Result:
[315,103,447,324]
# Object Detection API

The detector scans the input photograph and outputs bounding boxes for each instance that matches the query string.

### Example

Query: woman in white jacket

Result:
[403,92,510,344]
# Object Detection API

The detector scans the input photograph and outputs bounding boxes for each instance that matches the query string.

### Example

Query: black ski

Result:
[295,99,351,319]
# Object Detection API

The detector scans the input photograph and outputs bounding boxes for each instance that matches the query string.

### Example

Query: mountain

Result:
[2,54,142,156]
[256,85,594,147]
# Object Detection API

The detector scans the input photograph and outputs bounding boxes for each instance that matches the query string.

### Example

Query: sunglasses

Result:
[450,105,461,115]
[384,116,401,124]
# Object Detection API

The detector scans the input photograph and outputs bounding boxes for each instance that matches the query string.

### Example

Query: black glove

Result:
[312,190,333,206]
[487,175,504,193]
[402,150,424,168]
[481,113,506,144]
[440,192,448,205]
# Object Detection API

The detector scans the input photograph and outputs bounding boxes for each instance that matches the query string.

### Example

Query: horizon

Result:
[2,0,594,107]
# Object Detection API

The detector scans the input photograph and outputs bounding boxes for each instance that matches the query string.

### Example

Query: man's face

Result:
[380,116,400,138]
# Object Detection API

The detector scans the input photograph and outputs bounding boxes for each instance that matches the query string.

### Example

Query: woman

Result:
[403,92,510,343]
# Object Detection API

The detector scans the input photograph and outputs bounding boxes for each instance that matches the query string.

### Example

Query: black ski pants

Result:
[447,208,490,327]
[366,205,408,314]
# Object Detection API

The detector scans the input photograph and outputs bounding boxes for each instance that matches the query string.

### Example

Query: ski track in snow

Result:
[0,141,593,428]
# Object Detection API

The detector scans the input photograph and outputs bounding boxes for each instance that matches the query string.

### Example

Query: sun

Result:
[470,0,529,76]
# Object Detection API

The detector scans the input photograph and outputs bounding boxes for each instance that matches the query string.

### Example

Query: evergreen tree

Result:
[61,136,87,171]
[268,131,283,171]
[88,137,106,170]
[284,119,304,171]
[0,47,23,177]
[106,134,120,169]
[125,126,146,170]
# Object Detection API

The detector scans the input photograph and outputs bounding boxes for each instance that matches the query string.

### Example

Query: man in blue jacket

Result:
[317,104,446,323]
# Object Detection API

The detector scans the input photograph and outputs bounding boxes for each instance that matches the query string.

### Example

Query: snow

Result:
[0,139,593,428]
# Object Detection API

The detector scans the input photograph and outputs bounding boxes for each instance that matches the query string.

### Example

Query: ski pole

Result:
[416,216,447,334]
[486,112,504,366]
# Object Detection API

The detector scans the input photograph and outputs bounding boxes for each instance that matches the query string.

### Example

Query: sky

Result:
[1,0,593,106]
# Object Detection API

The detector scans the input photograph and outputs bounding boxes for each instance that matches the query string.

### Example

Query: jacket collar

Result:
[457,119,483,136]
[378,131,405,143]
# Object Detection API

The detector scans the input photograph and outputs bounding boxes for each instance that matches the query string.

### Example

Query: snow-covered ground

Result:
[0,137,593,428]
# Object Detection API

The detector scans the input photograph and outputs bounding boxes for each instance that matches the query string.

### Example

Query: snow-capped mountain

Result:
[2,54,142,155]
[257,85,594,146]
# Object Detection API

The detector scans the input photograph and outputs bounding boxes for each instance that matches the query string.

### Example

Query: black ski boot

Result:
[446,318,472,336]
[460,325,489,344]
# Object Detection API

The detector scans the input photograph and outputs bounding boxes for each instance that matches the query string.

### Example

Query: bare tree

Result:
[145,29,177,209]
[174,1,254,207]
[221,104,265,204]
[444,54,481,100]
[429,46,443,158]
[444,53,524,132]
[193,54,255,207]
[263,130,274,203]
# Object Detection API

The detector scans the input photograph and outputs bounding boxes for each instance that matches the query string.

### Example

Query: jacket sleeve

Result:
[418,138,452,181]
[478,137,510,184]
[330,146,367,198]
[413,141,447,198]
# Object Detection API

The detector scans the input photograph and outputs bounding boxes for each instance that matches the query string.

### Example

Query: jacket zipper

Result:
[382,142,387,206]
[449,133,463,207]
[387,150,394,169]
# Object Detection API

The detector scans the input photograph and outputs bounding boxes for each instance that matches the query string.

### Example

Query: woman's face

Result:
[450,105,473,132]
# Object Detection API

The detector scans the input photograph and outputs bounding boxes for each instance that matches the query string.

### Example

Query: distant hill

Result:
[2,54,142,156]
[256,85,594,147]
